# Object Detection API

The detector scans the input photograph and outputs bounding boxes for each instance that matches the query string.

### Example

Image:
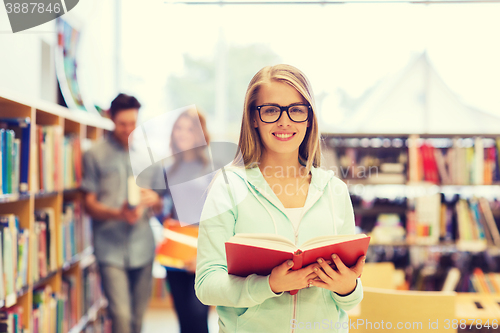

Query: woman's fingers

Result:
[330,254,348,274]
[315,258,338,281]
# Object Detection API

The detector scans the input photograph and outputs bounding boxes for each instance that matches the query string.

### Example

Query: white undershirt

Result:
[284,207,304,232]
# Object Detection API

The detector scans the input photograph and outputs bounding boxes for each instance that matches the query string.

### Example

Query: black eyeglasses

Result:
[255,104,311,123]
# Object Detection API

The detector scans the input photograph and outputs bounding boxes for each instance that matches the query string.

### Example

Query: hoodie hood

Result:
[226,164,335,194]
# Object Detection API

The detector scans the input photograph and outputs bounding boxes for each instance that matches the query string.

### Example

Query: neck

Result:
[113,132,128,149]
[259,150,306,178]
[182,150,197,162]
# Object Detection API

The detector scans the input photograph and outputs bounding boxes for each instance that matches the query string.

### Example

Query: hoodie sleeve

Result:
[195,169,283,308]
[330,178,364,311]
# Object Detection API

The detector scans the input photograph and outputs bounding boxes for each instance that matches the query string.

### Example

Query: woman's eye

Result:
[290,107,306,114]
[263,108,279,114]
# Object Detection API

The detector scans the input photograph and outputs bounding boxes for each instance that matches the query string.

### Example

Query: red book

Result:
[37,222,48,277]
[74,137,82,186]
[225,233,370,295]
[420,143,439,184]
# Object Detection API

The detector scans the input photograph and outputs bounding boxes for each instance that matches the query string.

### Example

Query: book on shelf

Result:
[478,197,500,247]
[63,134,82,189]
[0,214,19,306]
[62,274,78,329]
[225,233,370,295]
[1,129,14,195]
[16,228,29,291]
[62,203,78,263]
[35,125,63,193]
[441,267,461,292]
[33,208,56,281]
[409,136,500,186]
[0,117,31,195]
[0,306,26,333]
[414,193,441,245]
[155,225,198,271]
[33,286,59,333]
[455,199,488,251]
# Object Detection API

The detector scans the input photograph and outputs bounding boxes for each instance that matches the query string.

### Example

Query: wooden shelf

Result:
[0,93,110,332]
[0,193,30,203]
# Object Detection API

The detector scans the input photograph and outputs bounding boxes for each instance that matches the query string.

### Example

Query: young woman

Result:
[159,108,212,333]
[195,64,365,332]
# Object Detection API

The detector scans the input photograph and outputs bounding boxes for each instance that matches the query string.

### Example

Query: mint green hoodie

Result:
[195,165,363,332]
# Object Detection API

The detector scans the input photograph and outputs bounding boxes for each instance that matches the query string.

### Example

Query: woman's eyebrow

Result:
[260,102,307,106]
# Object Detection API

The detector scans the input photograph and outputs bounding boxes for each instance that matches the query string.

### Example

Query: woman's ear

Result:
[253,119,258,128]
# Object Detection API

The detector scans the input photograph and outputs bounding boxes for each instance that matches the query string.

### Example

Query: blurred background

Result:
[2,1,500,332]
[1,0,499,140]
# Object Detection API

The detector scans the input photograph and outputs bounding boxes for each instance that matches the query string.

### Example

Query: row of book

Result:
[406,196,500,251]
[61,275,79,332]
[62,135,82,190]
[33,286,59,333]
[0,306,25,333]
[32,282,80,333]
[0,118,84,196]
[34,125,83,193]
[469,268,500,293]
[0,214,29,307]
[408,136,500,186]
[0,201,90,305]
[0,118,30,196]
[33,208,57,282]
[325,146,408,184]
[325,136,500,186]
[62,201,92,264]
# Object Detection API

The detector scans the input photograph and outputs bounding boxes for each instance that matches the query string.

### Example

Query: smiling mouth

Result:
[273,133,296,139]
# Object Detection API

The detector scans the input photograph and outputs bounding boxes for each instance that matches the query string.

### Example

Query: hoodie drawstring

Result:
[245,183,279,235]
[329,181,338,236]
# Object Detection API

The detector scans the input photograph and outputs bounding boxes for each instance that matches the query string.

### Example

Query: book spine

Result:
[289,251,304,295]
[5,130,14,194]
[19,120,30,194]
[12,140,20,195]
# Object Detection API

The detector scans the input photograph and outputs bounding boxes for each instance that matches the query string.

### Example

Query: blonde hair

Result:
[235,64,321,175]
[170,107,210,173]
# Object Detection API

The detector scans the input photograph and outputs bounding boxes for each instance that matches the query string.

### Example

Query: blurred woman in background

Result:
[158,107,212,333]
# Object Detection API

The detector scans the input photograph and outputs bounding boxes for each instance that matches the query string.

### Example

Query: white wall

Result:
[0,0,118,109]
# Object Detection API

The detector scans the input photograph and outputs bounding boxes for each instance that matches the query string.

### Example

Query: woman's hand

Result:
[269,260,319,294]
[308,254,365,295]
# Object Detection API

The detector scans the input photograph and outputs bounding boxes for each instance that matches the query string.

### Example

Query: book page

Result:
[227,233,297,253]
[300,234,368,251]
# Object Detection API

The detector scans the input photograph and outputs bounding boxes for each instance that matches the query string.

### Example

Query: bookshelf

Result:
[323,132,500,292]
[0,91,113,332]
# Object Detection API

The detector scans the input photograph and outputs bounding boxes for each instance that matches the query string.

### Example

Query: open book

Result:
[226,233,370,294]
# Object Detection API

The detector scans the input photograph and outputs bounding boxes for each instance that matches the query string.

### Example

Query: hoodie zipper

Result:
[252,184,325,333]
[291,190,323,333]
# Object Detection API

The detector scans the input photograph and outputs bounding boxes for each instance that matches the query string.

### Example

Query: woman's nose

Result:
[276,111,293,126]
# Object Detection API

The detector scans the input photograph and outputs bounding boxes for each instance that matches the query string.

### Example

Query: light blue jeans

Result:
[99,263,153,333]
